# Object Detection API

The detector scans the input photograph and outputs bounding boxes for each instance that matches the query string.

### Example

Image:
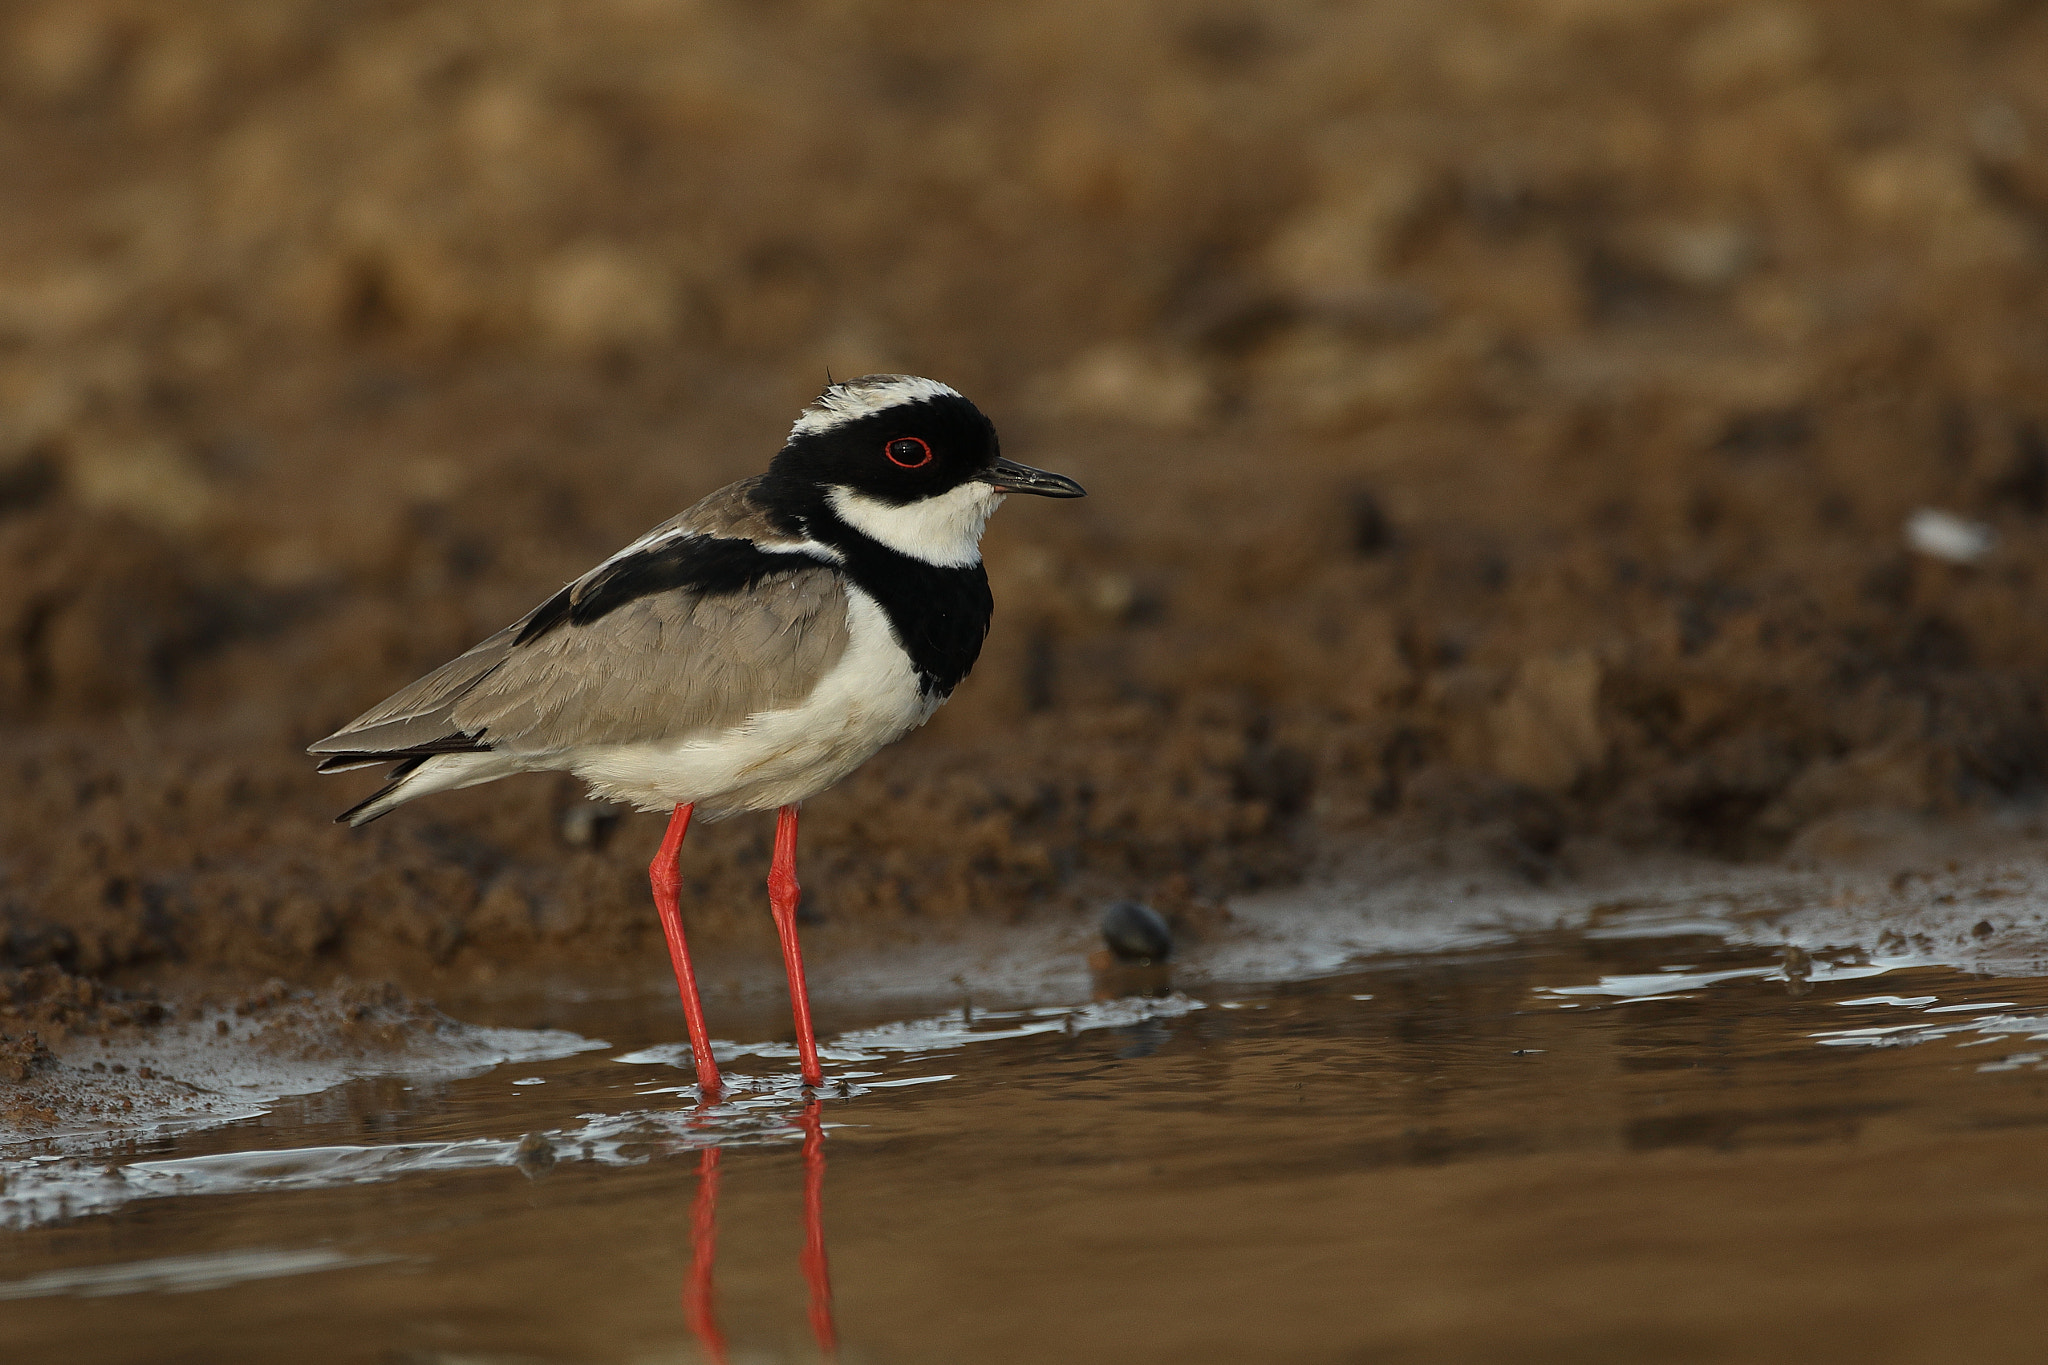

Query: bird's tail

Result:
[328,751,517,826]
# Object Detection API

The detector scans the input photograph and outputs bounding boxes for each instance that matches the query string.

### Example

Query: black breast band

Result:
[832,541,992,698]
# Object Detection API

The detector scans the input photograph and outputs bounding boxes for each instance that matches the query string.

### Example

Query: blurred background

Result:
[5,0,2048,988]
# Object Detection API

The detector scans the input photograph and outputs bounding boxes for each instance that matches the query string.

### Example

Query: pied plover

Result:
[309,375,1085,1090]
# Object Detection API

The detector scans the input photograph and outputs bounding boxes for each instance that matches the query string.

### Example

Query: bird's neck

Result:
[816,482,1000,568]
[756,473,1002,570]
[761,483,995,697]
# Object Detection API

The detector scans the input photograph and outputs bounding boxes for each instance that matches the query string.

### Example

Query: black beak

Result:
[985,456,1086,498]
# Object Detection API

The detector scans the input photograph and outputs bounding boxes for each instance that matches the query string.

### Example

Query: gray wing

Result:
[456,565,848,752]
[305,618,528,767]
[310,565,850,763]
[309,476,851,765]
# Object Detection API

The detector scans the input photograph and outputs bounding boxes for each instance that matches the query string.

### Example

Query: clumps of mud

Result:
[201,979,442,1059]
[1,965,165,1037]
[0,1032,55,1086]
[1,967,169,1122]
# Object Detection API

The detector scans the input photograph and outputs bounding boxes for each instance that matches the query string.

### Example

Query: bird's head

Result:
[766,375,1084,567]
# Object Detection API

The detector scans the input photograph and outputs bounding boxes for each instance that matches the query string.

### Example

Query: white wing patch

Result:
[592,526,843,573]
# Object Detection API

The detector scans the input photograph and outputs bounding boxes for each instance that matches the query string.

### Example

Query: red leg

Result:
[650,802,721,1093]
[799,1101,839,1357]
[768,804,824,1087]
[684,1144,730,1365]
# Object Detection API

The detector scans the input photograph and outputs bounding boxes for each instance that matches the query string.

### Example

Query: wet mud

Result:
[5,2,2048,1002]
[0,969,592,1136]
[9,814,2047,1144]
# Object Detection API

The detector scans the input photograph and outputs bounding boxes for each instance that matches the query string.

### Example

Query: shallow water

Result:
[7,925,2048,1364]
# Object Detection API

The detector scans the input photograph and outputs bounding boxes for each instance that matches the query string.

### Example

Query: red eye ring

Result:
[885,436,933,469]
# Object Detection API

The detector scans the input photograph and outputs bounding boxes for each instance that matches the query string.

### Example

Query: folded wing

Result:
[309,477,851,779]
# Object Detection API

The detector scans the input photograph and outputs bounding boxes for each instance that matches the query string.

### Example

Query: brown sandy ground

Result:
[4,0,2048,1067]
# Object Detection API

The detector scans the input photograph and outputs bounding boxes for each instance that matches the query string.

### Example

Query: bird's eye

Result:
[885,436,933,469]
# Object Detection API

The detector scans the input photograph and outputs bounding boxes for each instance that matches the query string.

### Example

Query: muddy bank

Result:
[12,813,2048,1143]
[5,1,2048,993]
[0,965,593,1136]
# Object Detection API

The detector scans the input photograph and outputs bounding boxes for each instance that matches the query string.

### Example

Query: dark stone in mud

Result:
[1232,744,1315,821]
[1989,423,2048,517]
[514,1131,557,1179]
[1348,489,1395,557]
[0,447,60,518]
[1101,901,1174,964]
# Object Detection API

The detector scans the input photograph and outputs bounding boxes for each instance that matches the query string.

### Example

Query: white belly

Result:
[569,587,941,816]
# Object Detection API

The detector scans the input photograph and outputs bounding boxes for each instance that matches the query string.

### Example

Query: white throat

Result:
[827,482,1002,567]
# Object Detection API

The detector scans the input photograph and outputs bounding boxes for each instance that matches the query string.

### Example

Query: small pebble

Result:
[1905,507,1995,564]
[513,1131,556,1179]
[1101,901,1173,964]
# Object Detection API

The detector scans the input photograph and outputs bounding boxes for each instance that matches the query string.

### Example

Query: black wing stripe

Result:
[515,536,819,645]
[313,732,493,772]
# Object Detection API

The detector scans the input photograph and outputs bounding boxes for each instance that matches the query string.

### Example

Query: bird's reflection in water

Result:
[685,1142,728,1362]
[799,1103,838,1356]
[684,1099,837,1363]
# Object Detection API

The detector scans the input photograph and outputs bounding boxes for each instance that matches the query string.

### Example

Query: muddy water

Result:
[7,928,2048,1364]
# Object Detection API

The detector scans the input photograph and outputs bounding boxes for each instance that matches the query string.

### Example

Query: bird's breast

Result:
[831,550,993,699]
[569,585,940,814]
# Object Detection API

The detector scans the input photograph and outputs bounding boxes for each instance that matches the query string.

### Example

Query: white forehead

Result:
[789,375,962,438]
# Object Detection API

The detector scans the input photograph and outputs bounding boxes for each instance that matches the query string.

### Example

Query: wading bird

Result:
[309,376,1085,1091]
